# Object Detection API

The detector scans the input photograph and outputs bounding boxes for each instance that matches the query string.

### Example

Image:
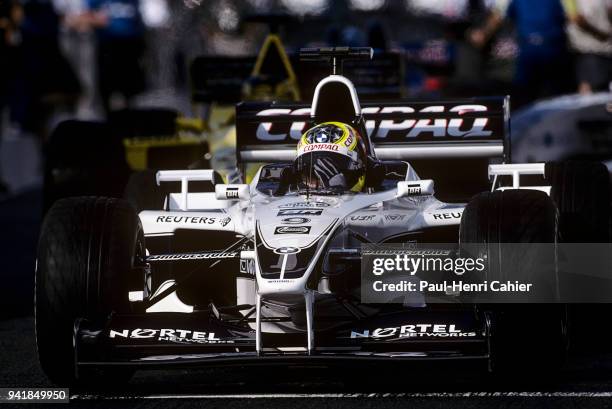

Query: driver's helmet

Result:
[294,122,367,193]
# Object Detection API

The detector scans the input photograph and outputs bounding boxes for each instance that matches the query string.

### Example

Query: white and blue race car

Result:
[35,47,610,385]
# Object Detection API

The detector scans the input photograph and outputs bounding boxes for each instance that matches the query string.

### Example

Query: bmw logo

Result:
[274,247,301,255]
[314,131,330,143]
[281,217,310,224]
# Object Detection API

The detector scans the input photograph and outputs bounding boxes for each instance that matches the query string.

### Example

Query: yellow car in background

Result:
[43,32,300,211]
[190,32,301,183]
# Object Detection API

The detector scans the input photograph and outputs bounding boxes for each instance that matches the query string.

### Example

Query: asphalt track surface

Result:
[3,190,612,408]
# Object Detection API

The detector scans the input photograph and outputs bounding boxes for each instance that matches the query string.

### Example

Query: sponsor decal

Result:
[406,184,422,195]
[302,143,339,153]
[219,217,231,227]
[240,259,255,276]
[313,134,329,143]
[350,324,477,339]
[109,328,233,344]
[277,209,323,216]
[225,187,239,199]
[350,215,377,222]
[432,212,462,220]
[304,124,345,144]
[281,217,310,224]
[299,143,358,160]
[156,216,216,224]
[148,251,238,261]
[344,134,354,147]
[384,214,406,222]
[254,105,493,141]
[424,209,464,225]
[279,201,330,208]
[274,246,301,254]
[274,226,311,235]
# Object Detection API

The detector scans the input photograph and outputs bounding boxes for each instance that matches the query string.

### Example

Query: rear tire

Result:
[545,160,610,243]
[35,197,144,386]
[546,161,612,349]
[460,190,568,374]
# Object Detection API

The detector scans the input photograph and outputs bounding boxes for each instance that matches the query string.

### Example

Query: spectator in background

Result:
[451,0,495,84]
[0,1,21,88]
[470,0,575,106]
[54,0,98,118]
[12,0,80,136]
[85,0,145,114]
[0,0,21,193]
[565,0,612,94]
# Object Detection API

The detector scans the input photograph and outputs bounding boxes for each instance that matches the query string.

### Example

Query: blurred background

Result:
[0,0,610,317]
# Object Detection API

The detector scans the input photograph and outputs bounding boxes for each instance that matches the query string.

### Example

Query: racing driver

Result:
[294,122,368,193]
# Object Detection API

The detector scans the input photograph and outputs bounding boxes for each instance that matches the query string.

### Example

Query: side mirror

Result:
[215,184,250,201]
[397,180,434,197]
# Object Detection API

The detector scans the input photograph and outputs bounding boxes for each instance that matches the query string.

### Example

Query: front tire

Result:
[460,189,568,374]
[35,197,144,385]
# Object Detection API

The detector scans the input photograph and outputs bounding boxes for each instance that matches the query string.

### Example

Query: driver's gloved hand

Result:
[313,158,346,188]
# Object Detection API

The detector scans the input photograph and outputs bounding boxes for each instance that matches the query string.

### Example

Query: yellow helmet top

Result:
[297,122,361,159]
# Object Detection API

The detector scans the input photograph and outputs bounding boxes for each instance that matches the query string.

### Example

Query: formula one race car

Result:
[35,47,610,386]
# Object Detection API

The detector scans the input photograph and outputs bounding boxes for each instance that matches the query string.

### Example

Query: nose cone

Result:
[254,196,340,294]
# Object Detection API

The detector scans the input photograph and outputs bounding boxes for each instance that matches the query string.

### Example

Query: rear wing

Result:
[236,96,510,163]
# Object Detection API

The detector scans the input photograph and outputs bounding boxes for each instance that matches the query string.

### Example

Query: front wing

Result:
[75,308,489,369]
